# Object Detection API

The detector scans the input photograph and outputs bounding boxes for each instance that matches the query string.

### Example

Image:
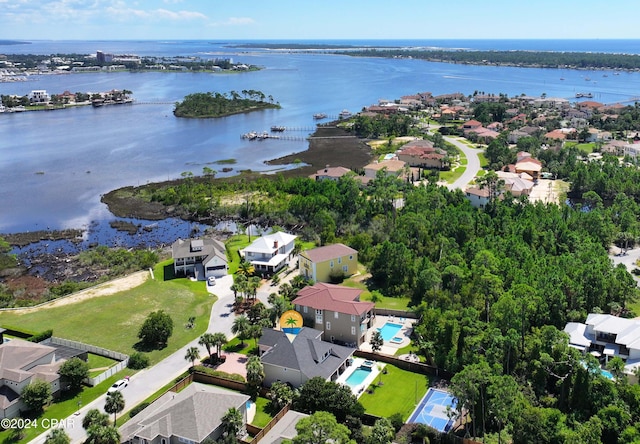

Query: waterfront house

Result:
[293,283,375,347]
[299,243,358,283]
[119,383,250,444]
[259,327,354,388]
[240,232,297,276]
[28,90,50,104]
[171,237,228,280]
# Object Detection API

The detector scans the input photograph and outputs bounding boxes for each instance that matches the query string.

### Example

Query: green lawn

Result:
[566,141,596,154]
[0,369,131,443]
[341,273,411,311]
[0,261,215,365]
[87,353,119,377]
[250,397,273,428]
[223,337,258,355]
[358,365,430,420]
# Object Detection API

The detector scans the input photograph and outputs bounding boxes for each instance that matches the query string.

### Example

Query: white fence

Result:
[45,337,129,386]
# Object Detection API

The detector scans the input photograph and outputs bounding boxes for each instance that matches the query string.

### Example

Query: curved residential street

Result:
[29,273,273,444]
[443,135,483,191]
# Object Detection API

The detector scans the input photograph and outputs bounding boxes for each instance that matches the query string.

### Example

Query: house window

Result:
[351,315,356,322]
[338,257,342,264]
[351,326,356,335]
[330,260,334,267]
[326,321,331,330]
[342,265,348,272]
[303,306,308,313]
[334,312,339,319]
[349,255,353,260]
[316,309,323,323]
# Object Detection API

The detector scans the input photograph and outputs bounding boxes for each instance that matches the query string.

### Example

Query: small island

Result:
[173,90,280,118]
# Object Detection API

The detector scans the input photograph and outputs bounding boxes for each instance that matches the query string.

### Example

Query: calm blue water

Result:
[345,366,371,387]
[2,39,640,240]
[378,322,403,341]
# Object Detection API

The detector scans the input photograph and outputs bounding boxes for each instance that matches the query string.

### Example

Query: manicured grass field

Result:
[341,273,411,311]
[0,261,215,365]
[358,364,430,420]
[0,369,131,443]
[87,353,119,377]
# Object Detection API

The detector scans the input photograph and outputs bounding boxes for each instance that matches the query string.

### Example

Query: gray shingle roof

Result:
[260,328,354,381]
[119,383,249,443]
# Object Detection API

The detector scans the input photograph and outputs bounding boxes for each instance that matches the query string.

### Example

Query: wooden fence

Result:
[242,404,291,444]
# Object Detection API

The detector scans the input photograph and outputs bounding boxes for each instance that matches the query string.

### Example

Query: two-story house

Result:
[396,140,447,170]
[564,313,640,376]
[171,238,228,280]
[293,283,375,347]
[299,244,358,283]
[240,232,297,276]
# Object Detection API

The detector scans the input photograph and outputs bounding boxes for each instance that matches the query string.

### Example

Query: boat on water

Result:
[313,113,327,120]
[270,125,285,132]
[575,93,594,99]
[338,109,352,119]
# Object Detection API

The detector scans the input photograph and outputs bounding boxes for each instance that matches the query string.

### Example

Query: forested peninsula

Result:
[341,48,640,70]
[173,90,280,118]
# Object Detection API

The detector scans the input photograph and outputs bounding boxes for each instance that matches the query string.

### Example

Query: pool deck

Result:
[336,357,384,397]
[359,315,414,355]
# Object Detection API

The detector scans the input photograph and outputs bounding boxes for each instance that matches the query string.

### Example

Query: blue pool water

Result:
[378,322,403,341]
[345,367,372,388]
[600,369,614,380]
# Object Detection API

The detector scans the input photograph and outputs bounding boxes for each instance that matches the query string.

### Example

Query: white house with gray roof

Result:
[119,383,249,444]
[171,238,227,280]
[259,327,354,388]
[564,313,640,375]
[240,232,297,276]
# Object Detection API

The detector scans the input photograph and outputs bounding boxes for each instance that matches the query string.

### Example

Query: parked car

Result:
[107,379,128,393]
[207,276,216,286]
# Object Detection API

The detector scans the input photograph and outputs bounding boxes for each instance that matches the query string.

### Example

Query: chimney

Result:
[274,240,279,249]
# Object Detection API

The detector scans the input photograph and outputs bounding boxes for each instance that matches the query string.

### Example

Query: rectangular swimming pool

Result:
[345,367,372,388]
[378,322,403,341]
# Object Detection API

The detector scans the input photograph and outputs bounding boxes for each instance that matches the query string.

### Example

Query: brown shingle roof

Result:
[301,244,357,263]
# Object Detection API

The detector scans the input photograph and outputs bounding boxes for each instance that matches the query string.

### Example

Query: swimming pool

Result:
[345,367,372,388]
[378,322,403,341]
[600,369,614,380]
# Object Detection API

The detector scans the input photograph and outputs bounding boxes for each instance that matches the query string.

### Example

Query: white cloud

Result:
[209,16,255,27]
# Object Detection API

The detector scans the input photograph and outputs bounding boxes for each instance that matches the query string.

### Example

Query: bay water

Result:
[2,39,640,253]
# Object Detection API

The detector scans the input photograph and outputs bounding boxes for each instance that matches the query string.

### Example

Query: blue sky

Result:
[1,0,639,41]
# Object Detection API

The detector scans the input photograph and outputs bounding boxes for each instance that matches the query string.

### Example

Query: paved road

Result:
[30,274,240,444]
[443,136,483,191]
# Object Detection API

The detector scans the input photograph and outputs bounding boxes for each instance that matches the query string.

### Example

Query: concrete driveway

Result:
[30,274,243,444]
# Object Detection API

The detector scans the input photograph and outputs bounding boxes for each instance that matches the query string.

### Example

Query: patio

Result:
[360,315,414,355]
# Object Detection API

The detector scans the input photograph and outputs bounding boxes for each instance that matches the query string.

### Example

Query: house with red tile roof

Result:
[293,283,375,347]
[299,243,358,283]
[397,139,447,169]
[363,159,407,179]
[462,119,483,130]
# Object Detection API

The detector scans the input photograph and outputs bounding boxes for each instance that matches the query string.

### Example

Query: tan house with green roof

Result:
[299,243,358,283]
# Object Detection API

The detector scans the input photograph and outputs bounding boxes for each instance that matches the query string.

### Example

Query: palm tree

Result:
[104,391,125,426]
[199,333,215,361]
[231,315,250,348]
[184,346,200,369]
[44,428,71,444]
[212,332,228,358]
[246,355,265,399]
[237,260,255,277]
[85,425,120,444]
[221,407,244,439]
